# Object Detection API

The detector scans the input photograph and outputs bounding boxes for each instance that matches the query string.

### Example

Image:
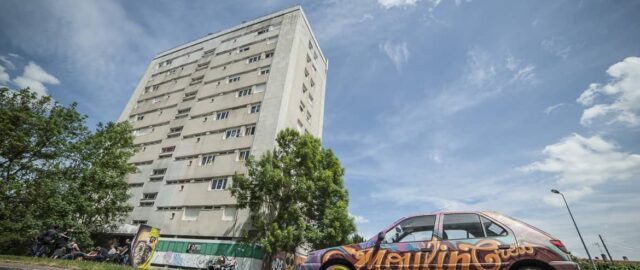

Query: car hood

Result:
[306,241,374,264]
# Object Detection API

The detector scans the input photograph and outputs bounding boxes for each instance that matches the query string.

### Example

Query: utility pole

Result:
[551,189,597,270]
[599,235,614,262]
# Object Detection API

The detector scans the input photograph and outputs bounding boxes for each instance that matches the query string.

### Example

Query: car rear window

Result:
[481,216,508,237]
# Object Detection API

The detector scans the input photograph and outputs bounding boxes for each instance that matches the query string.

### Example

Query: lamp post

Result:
[551,189,597,270]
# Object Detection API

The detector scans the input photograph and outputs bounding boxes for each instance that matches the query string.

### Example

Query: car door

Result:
[438,213,514,270]
[375,215,438,270]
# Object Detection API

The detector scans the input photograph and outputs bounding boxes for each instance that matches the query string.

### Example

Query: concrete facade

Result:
[117,6,326,242]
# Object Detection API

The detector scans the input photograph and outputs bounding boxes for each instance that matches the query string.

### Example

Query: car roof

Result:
[403,210,496,218]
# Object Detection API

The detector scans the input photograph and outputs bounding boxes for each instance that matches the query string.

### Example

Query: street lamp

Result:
[551,189,597,270]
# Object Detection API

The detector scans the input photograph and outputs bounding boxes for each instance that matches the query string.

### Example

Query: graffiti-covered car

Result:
[303,211,579,270]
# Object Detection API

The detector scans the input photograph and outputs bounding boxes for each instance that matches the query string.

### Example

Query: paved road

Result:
[0,262,68,270]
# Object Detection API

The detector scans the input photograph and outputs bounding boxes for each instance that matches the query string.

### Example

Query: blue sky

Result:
[1,0,639,260]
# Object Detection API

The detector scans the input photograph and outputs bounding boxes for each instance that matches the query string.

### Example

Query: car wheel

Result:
[518,267,543,270]
[325,264,352,270]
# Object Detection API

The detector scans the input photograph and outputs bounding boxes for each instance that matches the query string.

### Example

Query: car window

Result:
[443,214,485,240]
[481,216,508,237]
[384,215,436,243]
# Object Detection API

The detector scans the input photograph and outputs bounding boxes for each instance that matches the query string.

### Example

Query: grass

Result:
[0,255,133,270]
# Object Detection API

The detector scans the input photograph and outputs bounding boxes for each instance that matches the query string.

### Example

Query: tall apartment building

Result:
[116,6,326,269]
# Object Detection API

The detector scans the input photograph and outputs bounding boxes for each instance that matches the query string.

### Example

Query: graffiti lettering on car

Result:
[321,238,535,270]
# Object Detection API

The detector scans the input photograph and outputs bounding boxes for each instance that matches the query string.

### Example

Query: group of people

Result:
[31,227,133,265]
[56,239,132,264]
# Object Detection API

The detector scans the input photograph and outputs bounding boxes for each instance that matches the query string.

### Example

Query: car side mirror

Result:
[376,231,385,247]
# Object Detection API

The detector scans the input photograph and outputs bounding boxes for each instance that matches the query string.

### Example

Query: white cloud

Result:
[429,49,536,115]
[577,57,640,127]
[541,38,571,59]
[0,65,9,84]
[350,213,370,224]
[378,0,418,9]
[524,133,640,201]
[544,103,566,114]
[0,55,16,70]
[0,1,151,118]
[379,41,410,72]
[13,62,60,96]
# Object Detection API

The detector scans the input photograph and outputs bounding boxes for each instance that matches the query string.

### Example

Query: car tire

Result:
[324,263,353,270]
[518,267,543,270]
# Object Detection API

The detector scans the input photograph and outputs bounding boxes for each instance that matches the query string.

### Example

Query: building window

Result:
[308,41,313,50]
[191,75,204,85]
[304,68,309,77]
[152,168,167,175]
[256,27,269,35]
[310,79,315,87]
[250,104,261,114]
[197,61,210,69]
[168,126,183,137]
[308,93,314,105]
[203,48,216,56]
[142,192,158,200]
[225,128,241,139]
[222,207,236,221]
[297,120,304,132]
[136,115,144,121]
[238,150,250,161]
[228,76,240,83]
[132,220,147,225]
[177,108,191,115]
[238,46,250,53]
[306,54,312,63]
[237,88,252,97]
[306,111,312,122]
[299,101,305,112]
[211,178,227,190]
[247,55,261,63]
[259,68,270,75]
[139,201,154,207]
[216,111,229,120]
[265,51,274,58]
[133,127,151,137]
[245,125,256,136]
[266,37,278,44]
[201,154,215,166]
[302,84,308,93]
[159,59,172,68]
[183,207,199,221]
[254,83,266,93]
[161,146,175,153]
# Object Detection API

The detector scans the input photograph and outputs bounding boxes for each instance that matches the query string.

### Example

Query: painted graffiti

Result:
[271,251,307,270]
[321,238,534,270]
[152,251,261,270]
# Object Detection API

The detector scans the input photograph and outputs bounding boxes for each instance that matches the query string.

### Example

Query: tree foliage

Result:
[0,88,136,254]
[231,128,355,256]
[349,234,367,244]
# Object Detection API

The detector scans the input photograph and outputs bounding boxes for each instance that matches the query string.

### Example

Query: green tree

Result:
[231,128,355,260]
[0,88,135,254]
[348,233,367,244]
